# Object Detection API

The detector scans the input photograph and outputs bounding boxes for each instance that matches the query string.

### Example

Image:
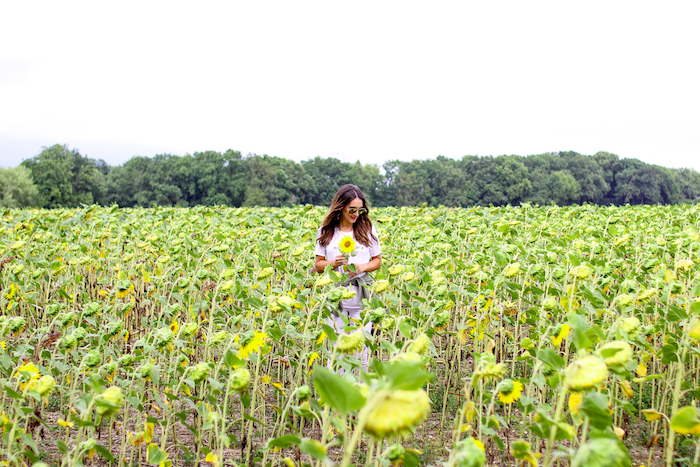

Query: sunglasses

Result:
[348,207,367,215]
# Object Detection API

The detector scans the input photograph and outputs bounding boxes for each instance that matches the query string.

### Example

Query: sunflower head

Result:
[95,386,124,417]
[339,235,356,255]
[364,389,431,439]
[497,379,523,404]
[229,368,251,392]
[564,355,608,391]
[335,330,365,354]
[552,323,571,347]
[599,340,633,368]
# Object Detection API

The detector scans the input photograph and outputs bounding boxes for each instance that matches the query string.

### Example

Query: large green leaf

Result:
[311,366,365,416]
[267,434,301,448]
[670,406,700,436]
[578,392,612,430]
[536,348,565,370]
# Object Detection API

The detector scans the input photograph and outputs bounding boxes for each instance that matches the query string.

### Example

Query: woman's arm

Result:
[315,254,347,274]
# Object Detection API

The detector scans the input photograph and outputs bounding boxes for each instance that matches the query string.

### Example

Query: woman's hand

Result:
[333,255,348,269]
[347,263,365,279]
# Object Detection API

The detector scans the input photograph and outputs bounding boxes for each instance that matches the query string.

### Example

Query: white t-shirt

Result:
[315,225,381,277]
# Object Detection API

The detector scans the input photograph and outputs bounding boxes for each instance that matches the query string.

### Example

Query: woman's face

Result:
[342,197,364,227]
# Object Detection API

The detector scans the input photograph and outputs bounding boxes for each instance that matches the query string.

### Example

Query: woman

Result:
[314,184,381,371]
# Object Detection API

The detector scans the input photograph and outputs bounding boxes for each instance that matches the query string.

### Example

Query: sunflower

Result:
[364,389,431,439]
[339,235,356,255]
[568,392,583,415]
[497,379,523,404]
[564,355,608,391]
[551,323,571,347]
[14,361,40,391]
[238,331,268,359]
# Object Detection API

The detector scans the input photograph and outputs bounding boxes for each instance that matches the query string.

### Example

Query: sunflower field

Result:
[1,204,700,467]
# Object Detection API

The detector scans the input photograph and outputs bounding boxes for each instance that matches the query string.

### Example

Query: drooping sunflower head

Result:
[364,389,431,439]
[564,355,608,391]
[339,235,356,255]
[335,330,364,354]
[599,340,633,368]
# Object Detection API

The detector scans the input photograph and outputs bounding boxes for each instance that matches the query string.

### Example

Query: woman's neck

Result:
[338,220,353,232]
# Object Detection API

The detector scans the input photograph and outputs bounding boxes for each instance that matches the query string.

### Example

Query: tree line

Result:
[2,144,700,209]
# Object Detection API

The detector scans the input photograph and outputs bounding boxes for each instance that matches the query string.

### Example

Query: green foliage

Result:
[20,144,103,208]
[0,166,39,208]
[10,146,700,208]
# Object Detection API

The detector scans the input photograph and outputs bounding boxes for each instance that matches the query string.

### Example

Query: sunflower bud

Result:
[219,280,235,294]
[83,350,102,369]
[138,362,155,380]
[189,362,211,383]
[341,289,356,300]
[401,271,415,282]
[502,263,521,278]
[389,265,405,276]
[95,386,124,417]
[638,288,659,302]
[209,331,230,345]
[570,265,592,279]
[543,297,558,311]
[364,389,431,439]
[615,316,641,335]
[616,294,634,308]
[473,354,506,383]
[229,368,251,391]
[380,317,395,330]
[498,379,515,395]
[33,375,56,397]
[373,280,389,293]
[118,354,135,367]
[270,295,294,313]
[257,267,274,280]
[408,334,431,355]
[181,322,198,337]
[8,316,26,334]
[315,275,332,287]
[390,352,422,363]
[385,444,405,462]
[335,330,364,354]
[369,307,386,323]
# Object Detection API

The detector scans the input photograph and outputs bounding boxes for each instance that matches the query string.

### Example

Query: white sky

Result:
[1,1,699,171]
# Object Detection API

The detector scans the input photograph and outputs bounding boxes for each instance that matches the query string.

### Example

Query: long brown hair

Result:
[317,184,377,248]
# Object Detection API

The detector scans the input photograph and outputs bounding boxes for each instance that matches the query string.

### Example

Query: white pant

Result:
[327,284,372,371]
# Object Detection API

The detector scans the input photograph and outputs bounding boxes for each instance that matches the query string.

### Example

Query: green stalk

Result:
[665,344,688,467]
[543,384,568,467]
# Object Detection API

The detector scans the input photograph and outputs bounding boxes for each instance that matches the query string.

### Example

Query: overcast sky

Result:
[2,1,699,171]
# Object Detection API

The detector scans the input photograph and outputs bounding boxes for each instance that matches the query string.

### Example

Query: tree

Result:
[0,166,40,208]
[558,151,609,203]
[469,155,531,206]
[673,168,700,203]
[21,144,102,208]
[613,159,680,205]
[547,170,580,205]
